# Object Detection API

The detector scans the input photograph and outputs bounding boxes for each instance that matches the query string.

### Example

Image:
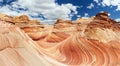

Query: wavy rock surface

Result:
[0,12,120,66]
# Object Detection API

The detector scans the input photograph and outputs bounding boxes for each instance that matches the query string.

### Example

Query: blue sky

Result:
[0,0,120,24]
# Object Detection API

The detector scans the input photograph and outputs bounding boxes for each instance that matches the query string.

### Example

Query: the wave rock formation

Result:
[0,12,120,66]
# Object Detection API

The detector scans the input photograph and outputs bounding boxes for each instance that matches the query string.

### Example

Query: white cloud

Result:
[77,15,81,17]
[0,0,78,24]
[93,0,100,5]
[102,0,111,6]
[115,18,120,22]
[0,0,2,2]
[94,0,120,9]
[78,5,83,8]
[94,0,99,3]
[101,0,120,11]
[108,13,111,16]
[0,5,24,16]
[87,3,94,9]
[84,13,89,17]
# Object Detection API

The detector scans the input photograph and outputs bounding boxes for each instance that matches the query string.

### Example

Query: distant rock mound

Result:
[87,12,120,30]
[54,19,73,29]
[0,13,13,23]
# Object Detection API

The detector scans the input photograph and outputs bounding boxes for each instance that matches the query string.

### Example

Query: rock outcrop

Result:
[0,12,120,66]
[88,12,119,29]
[54,19,73,29]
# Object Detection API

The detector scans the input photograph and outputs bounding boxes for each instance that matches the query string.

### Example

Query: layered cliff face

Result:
[0,12,120,66]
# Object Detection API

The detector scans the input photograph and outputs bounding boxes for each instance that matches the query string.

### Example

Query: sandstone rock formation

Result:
[0,12,120,66]
[54,19,73,29]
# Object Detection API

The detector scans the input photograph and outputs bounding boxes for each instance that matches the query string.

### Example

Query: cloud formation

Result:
[0,0,2,2]
[84,13,89,18]
[98,0,120,11]
[93,0,99,3]
[115,18,120,22]
[0,0,78,24]
[87,3,94,9]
